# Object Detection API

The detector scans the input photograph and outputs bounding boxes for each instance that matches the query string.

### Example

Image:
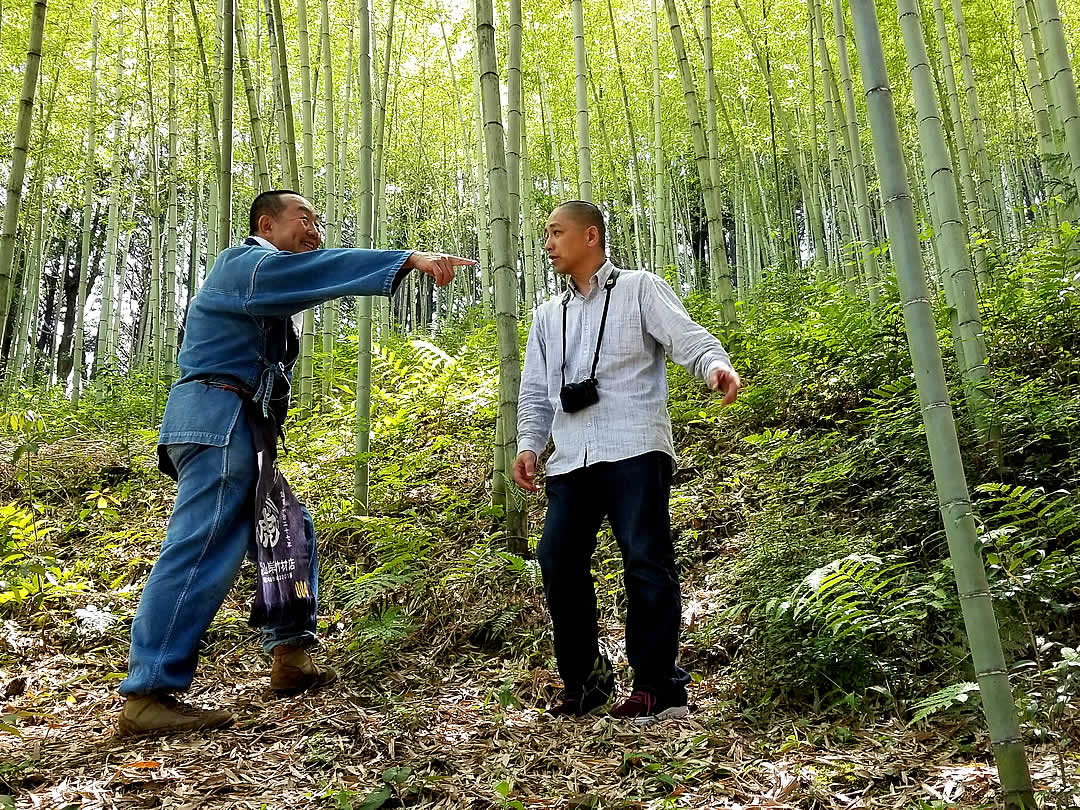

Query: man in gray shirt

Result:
[512,201,739,722]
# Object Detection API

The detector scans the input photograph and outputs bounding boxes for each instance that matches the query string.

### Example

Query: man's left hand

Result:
[708,365,741,406]
[406,252,477,287]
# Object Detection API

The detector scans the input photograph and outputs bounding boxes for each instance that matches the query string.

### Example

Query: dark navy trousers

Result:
[537,451,689,700]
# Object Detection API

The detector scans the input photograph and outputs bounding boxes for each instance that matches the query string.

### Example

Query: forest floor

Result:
[0,428,1072,810]
[2,313,1079,809]
[1,606,1074,810]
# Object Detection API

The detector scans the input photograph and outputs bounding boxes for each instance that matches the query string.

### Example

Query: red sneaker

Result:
[610,688,688,724]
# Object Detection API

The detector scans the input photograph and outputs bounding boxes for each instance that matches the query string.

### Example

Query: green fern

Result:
[347,608,416,670]
[908,682,980,725]
[340,568,415,613]
[793,553,924,642]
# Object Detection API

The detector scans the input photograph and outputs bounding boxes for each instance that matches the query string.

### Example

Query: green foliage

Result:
[790,554,925,644]
[331,766,417,810]
[976,483,1080,642]
[677,244,1080,712]
[908,681,981,725]
[0,502,72,614]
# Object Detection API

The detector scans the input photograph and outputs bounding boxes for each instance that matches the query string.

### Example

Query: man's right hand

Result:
[512,451,539,492]
[405,252,476,287]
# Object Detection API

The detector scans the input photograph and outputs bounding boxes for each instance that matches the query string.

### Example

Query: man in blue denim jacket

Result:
[117,190,471,736]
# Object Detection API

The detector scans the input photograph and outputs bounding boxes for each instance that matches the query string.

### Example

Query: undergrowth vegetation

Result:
[1,236,1079,761]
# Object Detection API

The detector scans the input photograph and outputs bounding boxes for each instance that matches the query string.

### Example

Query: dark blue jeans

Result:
[538,451,689,701]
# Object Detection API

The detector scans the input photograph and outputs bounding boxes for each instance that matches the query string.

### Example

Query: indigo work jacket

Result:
[157,238,411,477]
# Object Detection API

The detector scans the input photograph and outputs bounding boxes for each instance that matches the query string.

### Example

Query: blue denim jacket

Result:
[157,239,410,475]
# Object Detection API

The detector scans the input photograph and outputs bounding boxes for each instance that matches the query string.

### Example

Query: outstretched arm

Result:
[244,248,474,317]
[641,273,740,405]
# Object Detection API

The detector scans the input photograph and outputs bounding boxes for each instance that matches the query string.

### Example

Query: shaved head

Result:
[553,201,606,247]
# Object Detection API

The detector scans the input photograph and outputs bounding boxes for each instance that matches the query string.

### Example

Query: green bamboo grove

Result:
[6,0,1080,800]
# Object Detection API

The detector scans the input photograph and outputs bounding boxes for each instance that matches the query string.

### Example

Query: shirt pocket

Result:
[607,310,646,357]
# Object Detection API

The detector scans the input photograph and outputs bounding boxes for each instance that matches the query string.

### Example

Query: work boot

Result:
[270,644,338,695]
[117,694,234,737]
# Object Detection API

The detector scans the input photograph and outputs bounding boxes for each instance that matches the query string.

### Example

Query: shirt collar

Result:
[568,260,615,298]
[248,234,277,250]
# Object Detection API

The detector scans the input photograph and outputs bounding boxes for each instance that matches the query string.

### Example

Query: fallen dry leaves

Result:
[3,640,1076,809]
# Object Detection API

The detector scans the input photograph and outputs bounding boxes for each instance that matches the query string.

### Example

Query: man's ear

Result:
[586,225,600,247]
[257,213,273,234]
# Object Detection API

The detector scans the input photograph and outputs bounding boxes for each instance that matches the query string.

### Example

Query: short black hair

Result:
[249,189,301,234]
[555,200,606,247]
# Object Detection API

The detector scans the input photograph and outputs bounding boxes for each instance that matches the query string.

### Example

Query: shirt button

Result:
[586,422,592,427]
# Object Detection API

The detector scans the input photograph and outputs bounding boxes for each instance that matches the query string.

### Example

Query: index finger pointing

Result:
[447,255,478,266]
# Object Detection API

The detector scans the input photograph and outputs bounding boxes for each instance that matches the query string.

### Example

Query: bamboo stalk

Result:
[849,3,1035,805]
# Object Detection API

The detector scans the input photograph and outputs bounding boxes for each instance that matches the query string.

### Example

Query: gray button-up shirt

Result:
[517,260,733,476]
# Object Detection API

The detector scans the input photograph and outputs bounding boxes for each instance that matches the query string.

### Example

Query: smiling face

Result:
[256,193,323,253]
[543,206,604,276]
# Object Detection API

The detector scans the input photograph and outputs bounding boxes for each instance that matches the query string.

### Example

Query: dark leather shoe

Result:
[117,694,234,737]
[541,657,615,718]
[270,644,338,695]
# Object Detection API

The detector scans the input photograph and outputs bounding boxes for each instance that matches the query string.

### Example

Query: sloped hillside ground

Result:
[2,271,1079,809]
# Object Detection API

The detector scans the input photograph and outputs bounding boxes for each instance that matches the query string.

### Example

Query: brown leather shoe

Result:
[270,644,338,695]
[117,694,234,737]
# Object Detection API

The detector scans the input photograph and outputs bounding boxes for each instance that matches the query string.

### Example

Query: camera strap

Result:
[561,269,620,387]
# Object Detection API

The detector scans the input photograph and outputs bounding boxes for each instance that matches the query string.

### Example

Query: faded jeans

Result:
[537,451,690,701]
[119,414,318,697]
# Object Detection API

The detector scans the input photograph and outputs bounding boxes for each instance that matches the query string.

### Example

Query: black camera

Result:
[560,377,600,413]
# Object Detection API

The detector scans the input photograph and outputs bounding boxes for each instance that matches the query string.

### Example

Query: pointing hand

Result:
[406,252,477,287]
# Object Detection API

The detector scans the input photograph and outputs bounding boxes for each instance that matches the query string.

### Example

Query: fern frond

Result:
[908,682,980,725]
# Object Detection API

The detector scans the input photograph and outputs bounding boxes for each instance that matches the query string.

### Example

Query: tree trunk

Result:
[97,14,124,374]
[951,0,1003,242]
[651,0,670,272]
[571,0,592,202]
[476,0,527,552]
[1036,0,1080,207]
[507,0,522,300]
[930,0,989,288]
[664,0,734,323]
[812,0,855,291]
[701,0,736,318]
[0,0,46,351]
[538,69,564,199]
[849,3,1036,806]
[805,10,828,270]
[830,0,880,301]
[354,0,375,514]
[472,29,492,313]
[522,125,538,314]
[236,2,270,193]
[164,0,179,381]
[71,8,99,407]
[270,0,299,188]
[898,0,997,446]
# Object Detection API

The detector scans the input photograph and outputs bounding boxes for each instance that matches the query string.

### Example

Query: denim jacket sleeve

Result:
[244,247,413,317]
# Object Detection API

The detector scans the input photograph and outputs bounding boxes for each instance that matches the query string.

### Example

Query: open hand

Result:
[511,451,539,493]
[406,252,476,287]
[708,365,741,406]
